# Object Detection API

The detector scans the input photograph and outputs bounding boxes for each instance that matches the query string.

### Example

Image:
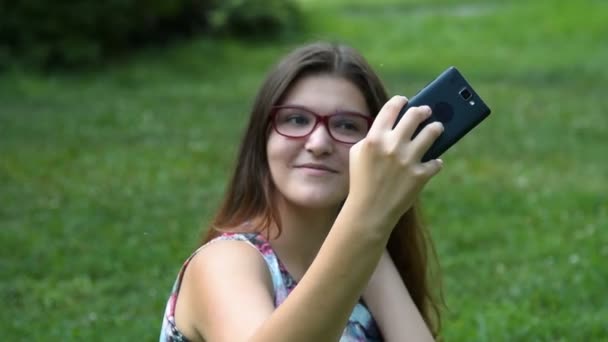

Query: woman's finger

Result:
[392,105,432,141]
[408,121,444,162]
[367,96,408,138]
[418,158,444,179]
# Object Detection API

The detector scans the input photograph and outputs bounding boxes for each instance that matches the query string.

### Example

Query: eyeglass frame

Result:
[269,105,374,144]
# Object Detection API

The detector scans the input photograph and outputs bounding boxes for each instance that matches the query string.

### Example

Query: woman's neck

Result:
[269,197,341,282]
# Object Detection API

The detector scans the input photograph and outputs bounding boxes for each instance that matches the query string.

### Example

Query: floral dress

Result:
[159,232,383,341]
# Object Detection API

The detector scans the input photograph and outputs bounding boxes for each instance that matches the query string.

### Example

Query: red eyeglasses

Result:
[270,105,373,144]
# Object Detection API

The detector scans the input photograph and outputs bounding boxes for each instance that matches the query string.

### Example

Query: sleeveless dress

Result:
[159,232,383,342]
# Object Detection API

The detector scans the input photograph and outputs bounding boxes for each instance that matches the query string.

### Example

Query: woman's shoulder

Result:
[167,232,277,341]
[188,233,272,280]
[193,232,292,305]
[189,232,273,276]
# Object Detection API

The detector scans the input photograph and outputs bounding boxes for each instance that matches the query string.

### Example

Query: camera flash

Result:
[469,100,475,106]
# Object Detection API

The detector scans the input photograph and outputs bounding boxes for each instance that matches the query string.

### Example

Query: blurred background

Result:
[1,0,606,340]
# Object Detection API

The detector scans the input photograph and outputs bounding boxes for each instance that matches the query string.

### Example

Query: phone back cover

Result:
[396,66,491,161]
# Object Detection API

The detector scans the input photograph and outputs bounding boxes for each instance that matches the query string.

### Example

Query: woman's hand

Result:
[347,95,444,231]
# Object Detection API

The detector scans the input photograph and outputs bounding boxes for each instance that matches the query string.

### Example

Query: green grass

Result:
[2,0,607,340]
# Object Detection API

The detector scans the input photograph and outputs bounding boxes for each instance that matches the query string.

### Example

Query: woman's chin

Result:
[286,192,346,210]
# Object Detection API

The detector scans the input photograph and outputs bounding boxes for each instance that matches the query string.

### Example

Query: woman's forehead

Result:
[281,74,369,115]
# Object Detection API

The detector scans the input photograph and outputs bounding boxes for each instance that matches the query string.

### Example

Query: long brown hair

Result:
[202,41,443,336]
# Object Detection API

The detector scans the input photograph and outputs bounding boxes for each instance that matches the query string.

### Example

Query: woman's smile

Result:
[294,163,339,176]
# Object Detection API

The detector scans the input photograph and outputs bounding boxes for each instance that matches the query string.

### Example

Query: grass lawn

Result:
[1,0,607,340]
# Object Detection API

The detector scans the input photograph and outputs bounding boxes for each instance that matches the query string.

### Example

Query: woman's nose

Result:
[304,123,334,155]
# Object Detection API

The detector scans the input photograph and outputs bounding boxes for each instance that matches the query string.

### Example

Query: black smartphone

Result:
[394,66,491,162]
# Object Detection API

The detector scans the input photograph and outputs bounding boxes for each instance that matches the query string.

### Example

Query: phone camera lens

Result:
[459,88,472,101]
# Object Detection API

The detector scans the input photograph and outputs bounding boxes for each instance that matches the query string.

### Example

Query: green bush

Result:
[209,0,300,37]
[0,0,300,69]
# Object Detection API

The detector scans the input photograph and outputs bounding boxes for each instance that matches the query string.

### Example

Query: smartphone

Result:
[394,66,491,162]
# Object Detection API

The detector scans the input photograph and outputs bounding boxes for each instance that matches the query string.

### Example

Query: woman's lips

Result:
[294,163,338,173]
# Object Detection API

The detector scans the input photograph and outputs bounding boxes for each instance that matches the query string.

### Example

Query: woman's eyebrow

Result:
[282,103,368,116]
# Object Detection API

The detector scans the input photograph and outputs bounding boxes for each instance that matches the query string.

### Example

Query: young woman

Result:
[160,41,445,341]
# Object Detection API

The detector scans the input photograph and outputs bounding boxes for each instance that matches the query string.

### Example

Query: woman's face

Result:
[266,74,370,209]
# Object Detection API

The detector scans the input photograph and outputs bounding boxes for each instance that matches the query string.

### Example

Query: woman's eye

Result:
[334,120,361,132]
[285,114,310,125]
